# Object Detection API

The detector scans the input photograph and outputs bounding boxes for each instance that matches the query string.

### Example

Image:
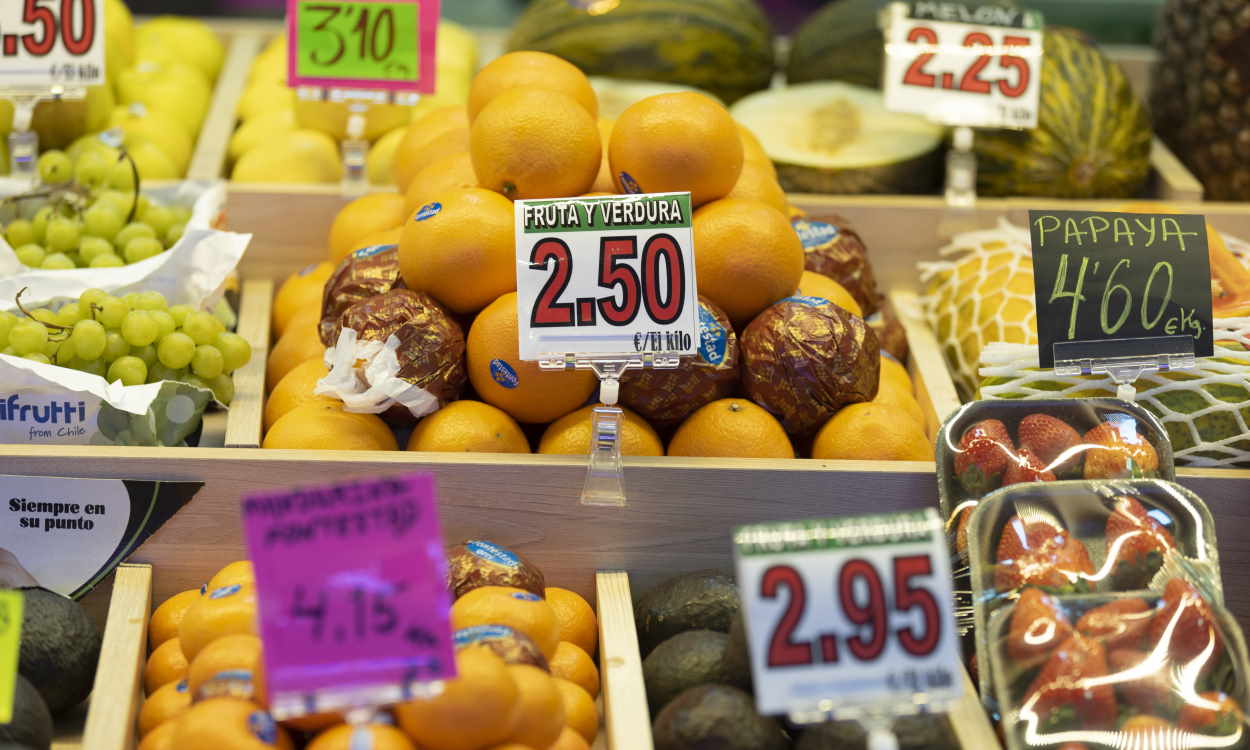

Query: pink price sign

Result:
[241,473,456,715]
[286,0,439,93]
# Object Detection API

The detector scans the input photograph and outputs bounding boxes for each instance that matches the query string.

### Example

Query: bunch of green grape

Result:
[0,288,251,404]
[3,149,192,270]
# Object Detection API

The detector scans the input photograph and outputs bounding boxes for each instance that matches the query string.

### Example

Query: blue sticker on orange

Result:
[454,624,518,649]
[414,202,441,221]
[208,584,241,599]
[352,243,397,259]
[490,359,519,389]
[782,296,830,308]
[176,680,188,693]
[297,262,320,276]
[466,540,521,568]
[617,172,642,194]
[247,711,278,744]
[512,592,541,602]
[793,219,840,249]
[697,305,728,366]
[350,727,374,750]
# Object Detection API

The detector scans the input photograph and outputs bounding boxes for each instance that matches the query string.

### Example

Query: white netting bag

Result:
[922,220,1250,468]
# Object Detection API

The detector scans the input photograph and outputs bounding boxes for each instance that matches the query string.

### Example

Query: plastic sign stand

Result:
[734,509,963,748]
[514,193,699,506]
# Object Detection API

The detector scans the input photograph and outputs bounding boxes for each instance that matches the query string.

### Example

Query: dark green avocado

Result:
[635,570,740,656]
[723,611,752,692]
[0,675,53,750]
[643,630,733,715]
[652,684,788,750]
[17,588,101,715]
[796,714,960,749]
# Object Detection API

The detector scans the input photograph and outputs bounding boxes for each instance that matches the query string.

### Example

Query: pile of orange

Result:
[138,548,600,750]
[265,49,931,462]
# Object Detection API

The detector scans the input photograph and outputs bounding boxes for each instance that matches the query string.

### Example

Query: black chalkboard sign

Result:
[1028,210,1215,369]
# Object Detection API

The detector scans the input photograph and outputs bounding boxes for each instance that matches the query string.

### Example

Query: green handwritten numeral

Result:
[1100,258,1132,336]
[1049,253,1088,341]
[1141,261,1175,330]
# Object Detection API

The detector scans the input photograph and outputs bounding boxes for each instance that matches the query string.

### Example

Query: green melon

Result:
[974,30,1152,198]
[505,0,775,104]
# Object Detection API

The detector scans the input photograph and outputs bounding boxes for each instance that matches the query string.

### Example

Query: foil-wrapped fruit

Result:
[793,214,879,316]
[446,539,546,600]
[453,624,550,671]
[319,243,405,346]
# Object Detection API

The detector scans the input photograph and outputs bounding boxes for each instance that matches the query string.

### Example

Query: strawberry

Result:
[1006,587,1073,666]
[1105,495,1177,588]
[1076,598,1154,651]
[1001,447,1058,486]
[1178,691,1243,733]
[1148,578,1224,668]
[950,503,974,560]
[1108,648,1174,715]
[1120,715,1178,737]
[1017,413,1083,476]
[953,418,1015,495]
[1082,418,1161,480]
[1024,633,1117,728]
[995,516,1095,593]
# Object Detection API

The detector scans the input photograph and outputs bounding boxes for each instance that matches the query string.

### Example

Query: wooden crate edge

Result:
[223,278,273,448]
[188,30,265,182]
[80,563,152,750]
[596,571,654,750]
[890,288,961,439]
[1150,137,1204,203]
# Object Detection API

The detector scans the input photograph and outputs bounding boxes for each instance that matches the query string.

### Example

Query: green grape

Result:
[182,374,209,391]
[96,190,136,216]
[9,320,48,355]
[79,288,108,311]
[121,292,143,308]
[120,310,158,347]
[15,243,46,267]
[89,252,124,268]
[63,252,83,268]
[136,195,152,217]
[191,344,224,379]
[37,150,72,183]
[168,304,194,327]
[132,344,157,367]
[171,205,193,225]
[182,311,219,345]
[41,252,75,270]
[70,319,107,360]
[5,219,35,248]
[78,236,113,264]
[165,222,186,247]
[0,312,16,346]
[45,217,81,254]
[148,363,181,382]
[106,160,137,191]
[139,204,176,237]
[208,373,234,404]
[215,332,251,372]
[103,331,128,362]
[114,222,155,249]
[82,202,124,241]
[22,352,51,365]
[29,309,56,325]
[96,296,128,329]
[138,291,167,310]
[77,358,107,378]
[106,355,147,386]
[30,205,52,244]
[150,310,175,339]
[41,338,58,357]
[53,337,76,365]
[55,302,82,327]
[74,150,112,190]
[156,331,195,369]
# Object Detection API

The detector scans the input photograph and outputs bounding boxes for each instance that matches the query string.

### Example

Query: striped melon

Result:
[506,0,775,104]
[974,30,1152,198]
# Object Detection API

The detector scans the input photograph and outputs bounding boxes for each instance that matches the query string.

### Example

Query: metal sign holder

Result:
[2,85,86,184]
[293,85,422,195]
[1052,335,1197,401]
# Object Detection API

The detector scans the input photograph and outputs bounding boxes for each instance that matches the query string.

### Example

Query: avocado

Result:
[635,570,740,655]
[0,675,53,750]
[795,715,960,750]
[643,630,735,714]
[17,588,101,715]
[653,684,788,750]
[723,611,752,691]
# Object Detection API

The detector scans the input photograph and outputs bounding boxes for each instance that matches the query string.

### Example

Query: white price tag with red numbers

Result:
[0,0,105,90]
[882,2,1042,129]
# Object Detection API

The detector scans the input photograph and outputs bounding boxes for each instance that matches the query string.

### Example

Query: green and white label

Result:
[0,590,21,724]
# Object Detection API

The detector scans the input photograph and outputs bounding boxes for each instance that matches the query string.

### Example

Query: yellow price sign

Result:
[0,590,22,724]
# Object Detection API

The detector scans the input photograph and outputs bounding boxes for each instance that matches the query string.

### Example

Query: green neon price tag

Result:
[287,0,438,92]
[0,590,23,724]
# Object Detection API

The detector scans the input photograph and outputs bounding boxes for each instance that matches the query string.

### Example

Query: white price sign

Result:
[882,2,1042,129]
[734,509,963,717]
[0,0,105,90]
[514,193,698,361]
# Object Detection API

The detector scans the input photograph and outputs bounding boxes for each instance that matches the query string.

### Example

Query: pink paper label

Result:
[242,473,455,711]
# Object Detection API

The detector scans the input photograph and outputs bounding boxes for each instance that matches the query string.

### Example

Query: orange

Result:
[737,123,775,175]
[392,106,470,190]
[406,400,530,453]
[209,560,255,590]
[172,698,293,750]
[150,589,201,652]
[879,355,913,395]
[264,358,337,430]
[451,586,560,660]
[553,678,597,743]
[272,262,332,338]
[548,642,599,699]
[352,225,402,251]
[668,398,794,459]
[468,51,597,121]
[139,718,178,750]
[307,724,416,750]
[693,198,804,325]
[467,293,597,423]
[543,588,597,657]
[538,406,662,457]
[609,92,743,206]
[547,727,590,750]
[327,193,407,264]
[281,712,342,733]
[394,644,520,750]
[811,402,932,461]
[145,637,189,694]
[590,118,616,193]
[403,151,478,217]
[266,316,324,392]
[505,665,565,748]
[795,271,863,317]
[187,634,265,703]
[470,88,601,200]
[398,187,516,314]
[873,380,926,428]
[178,583,258,663]
[263,402,398,451]
[139,679,191,737]
[725,158,787,215]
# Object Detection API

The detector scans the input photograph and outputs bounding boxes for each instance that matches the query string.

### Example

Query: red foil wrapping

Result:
[741,296,880,435]
[793,214,880,315]
[319,244,405,346]
[335,288,467,406]
[620,296,740,427]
